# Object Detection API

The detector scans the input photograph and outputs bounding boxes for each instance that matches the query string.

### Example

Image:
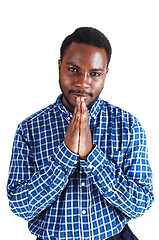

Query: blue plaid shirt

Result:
[7,95,154,240]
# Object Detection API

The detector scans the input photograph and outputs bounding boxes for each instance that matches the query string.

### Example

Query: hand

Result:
[78,98,93,160]
[64,97,93,159]
[64,101,80,154]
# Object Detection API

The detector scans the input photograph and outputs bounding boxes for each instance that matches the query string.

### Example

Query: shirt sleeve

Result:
[80,120,154,219]
[7,124,79,221]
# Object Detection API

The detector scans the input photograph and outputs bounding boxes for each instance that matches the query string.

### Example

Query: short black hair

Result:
[60,27,112,67]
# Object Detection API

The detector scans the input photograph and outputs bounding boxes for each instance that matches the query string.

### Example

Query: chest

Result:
[31,113,130,168]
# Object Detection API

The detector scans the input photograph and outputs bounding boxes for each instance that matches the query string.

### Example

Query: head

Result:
[58,27,112,113]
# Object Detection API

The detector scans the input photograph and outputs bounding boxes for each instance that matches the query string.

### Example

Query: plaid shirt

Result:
[7,95,154,240]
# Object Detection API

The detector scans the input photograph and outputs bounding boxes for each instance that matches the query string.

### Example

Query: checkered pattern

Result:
[7,95,154,240]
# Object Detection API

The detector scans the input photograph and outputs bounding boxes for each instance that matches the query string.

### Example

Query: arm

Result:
[7,125,78,221]
[80,120,154,219]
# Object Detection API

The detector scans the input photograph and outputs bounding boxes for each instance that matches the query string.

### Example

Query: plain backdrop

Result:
[0,0,159,239]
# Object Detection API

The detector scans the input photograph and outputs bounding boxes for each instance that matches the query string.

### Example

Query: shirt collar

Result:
[88,97,103,119]
[55,94,103,120]
[55,95,73,120]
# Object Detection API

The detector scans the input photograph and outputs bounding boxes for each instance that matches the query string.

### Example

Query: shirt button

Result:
[74,160,78,165]
[88,164,93,169]
[67,116,70,120]
[82,210,86,215]
[81,182,85,186]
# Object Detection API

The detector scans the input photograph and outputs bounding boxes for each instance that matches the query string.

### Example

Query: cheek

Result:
[91,80,105,94]
[60,75,72,90]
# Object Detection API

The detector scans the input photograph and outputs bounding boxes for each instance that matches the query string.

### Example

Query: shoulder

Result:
[17,102,57,132]
[101,100,141,129]
[101,101,147,150]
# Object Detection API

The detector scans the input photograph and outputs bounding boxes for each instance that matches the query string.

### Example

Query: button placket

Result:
[88,163,93,169]
[81,182,85,187]
[74,160,78,165]
[79,165,88,218]
[82,210,86,215]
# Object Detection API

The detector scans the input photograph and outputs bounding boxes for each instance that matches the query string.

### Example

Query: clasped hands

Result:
[65,97,93,160]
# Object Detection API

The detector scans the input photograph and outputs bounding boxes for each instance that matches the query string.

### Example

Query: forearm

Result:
[7,140,79,221]
[80,145,154,219]
[7,159,67,221]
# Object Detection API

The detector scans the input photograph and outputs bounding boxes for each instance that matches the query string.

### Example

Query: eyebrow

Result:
[66,62,80,69]
[66,62,104,71]
[90,68,104,72]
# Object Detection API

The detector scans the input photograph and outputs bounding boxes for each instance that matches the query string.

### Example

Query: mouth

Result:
[73,93,87,98]
[70,90,92,98]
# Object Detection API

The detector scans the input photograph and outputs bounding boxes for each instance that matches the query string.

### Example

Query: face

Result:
[58,42,109,113]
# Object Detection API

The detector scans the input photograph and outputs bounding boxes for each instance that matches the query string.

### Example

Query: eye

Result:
[68,67,78,73]
[90,72,100,77]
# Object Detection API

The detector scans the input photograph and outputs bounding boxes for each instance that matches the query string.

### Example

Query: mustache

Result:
[69,90,93,97]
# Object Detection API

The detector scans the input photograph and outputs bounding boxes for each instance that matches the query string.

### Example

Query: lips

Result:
[73,92,87,97]
[70,90,92,97]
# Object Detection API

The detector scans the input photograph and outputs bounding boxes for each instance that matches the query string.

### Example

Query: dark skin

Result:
[58,42,109,159]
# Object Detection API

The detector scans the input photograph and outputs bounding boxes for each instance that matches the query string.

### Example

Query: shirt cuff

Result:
[80,145,110,175]
[52,141,79,176]
[80,145,116,195]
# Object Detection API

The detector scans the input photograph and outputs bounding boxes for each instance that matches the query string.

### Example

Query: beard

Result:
[59,77,104,111]
[59,78,76,111]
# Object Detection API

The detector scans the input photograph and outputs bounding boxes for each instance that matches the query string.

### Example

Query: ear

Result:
[105,67,109,78]
[58,59,61,72]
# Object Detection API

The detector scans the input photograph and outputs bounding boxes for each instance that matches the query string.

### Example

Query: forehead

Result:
[63,42,108,68]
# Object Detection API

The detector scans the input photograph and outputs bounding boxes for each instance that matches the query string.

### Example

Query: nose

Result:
[75,72,90,88]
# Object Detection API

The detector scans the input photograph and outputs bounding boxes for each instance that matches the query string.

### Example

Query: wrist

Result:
[79,144,94,160]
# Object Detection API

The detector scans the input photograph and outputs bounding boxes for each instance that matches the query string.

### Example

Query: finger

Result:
[81,97,88,116]
[73,103,78,115]
[76,96,80,105]
[81,97,85,114]
[81,99,89,124]
[70,97,80,131]
[76,97,81,114]
[72,97,80,120]
[70,105,77,125]
[72,110,80,131]
[80,105,86,133]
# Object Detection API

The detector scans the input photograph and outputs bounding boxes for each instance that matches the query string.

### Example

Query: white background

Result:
[0,0,159,239]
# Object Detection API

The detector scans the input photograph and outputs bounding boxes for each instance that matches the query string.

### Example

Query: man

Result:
[7,27,154,240]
